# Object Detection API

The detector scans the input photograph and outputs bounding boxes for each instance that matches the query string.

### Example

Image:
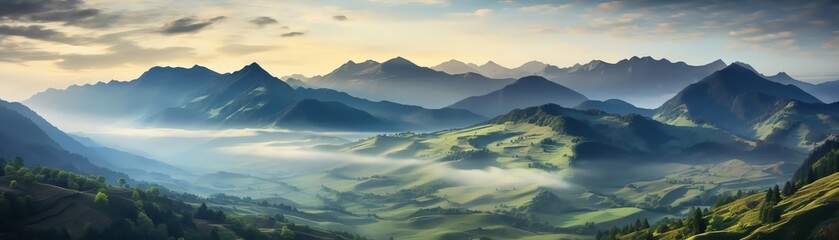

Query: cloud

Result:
[56,42,196,69]
[742,31,793,43]
[728,27,761,36]
[0,25,87,44]
[474,9,494,17]
[218,44,278,55]
[333,15,348,21]
[281,31,305,37]
[520,4,569,13]
[597,1,623,11]
[0,0,116,28]
[369,0,447,4]
[249,16,278,27]
[0,42,60,62]
[161,16,226,35]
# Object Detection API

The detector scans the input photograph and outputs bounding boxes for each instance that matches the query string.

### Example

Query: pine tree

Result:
[764,188,773,203]
[772,185,782,203]
[642,218,650,229]
[782,181,792,196]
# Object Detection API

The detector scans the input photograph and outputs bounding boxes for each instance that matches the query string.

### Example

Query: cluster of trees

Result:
[713,189,760,207]
[194,203,226,222]
[683,207,707,235]
[758,185,786,224]
[793,140,839,186]
[0,192,34,223]
[594,218,652,240]
[527,161,559,170]
[439,148,494,161]
[2,157,107,192]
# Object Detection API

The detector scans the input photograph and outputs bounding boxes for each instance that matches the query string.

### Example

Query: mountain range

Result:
[432,57,839,108]
[433,57,727,107]
[654,64,839,150]
[447,75,588,118]
[734,61,839,103]
[25,63,486,132]
[303,57,514,108]
[0,99,188,184]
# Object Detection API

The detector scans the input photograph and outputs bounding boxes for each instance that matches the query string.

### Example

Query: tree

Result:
[195,203,209,219]
[759,203,781,223]
[685,207,706,235]
[94,192,109,209]
[280,225,295,240]
[782,181,792,196]
[9,180,18,189]
[772,185,781,203]
[118,178,126,187]
[642,218,650,229]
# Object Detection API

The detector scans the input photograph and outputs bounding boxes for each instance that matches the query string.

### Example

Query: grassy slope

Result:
[641,172,839,240]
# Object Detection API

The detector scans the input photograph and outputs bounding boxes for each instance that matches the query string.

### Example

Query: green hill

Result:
[0,158,365,240]
[654,64,839,152]
[609,141,839,240]
[341,104,783,169]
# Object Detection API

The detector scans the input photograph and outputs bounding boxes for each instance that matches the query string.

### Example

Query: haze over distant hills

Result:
[733,61,839,103]
[25,62,486,132]
[433,56,727,107]
[433,56,839,108]
[448,76,588,118]
[304,57,514,108]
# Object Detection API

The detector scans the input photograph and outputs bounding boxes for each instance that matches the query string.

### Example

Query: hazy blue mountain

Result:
[0,99,132,183]
[0,99,188,179]
[730,61,839,103]
[284,77,312,89]
[436,56,728,107]
[655,64,838,150]
[764,72,839,103]
[25,65,221,120]
[448,76,588,118]
[295,87,486,131]
[817,80,839,103]
[431,59,479,75]
[149,63,392,131]
[272,99,394,131]
[574,99,654,117]
[27,62,486,132]
[432,60,550,79]
[151,63,479,131]
[307,57,514,108]
[544,57,727,107]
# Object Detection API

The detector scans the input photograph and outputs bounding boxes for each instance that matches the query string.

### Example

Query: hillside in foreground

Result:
[0,158,363,240]
[610,141,839,240]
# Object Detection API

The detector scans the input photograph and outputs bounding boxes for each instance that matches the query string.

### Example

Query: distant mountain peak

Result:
[774,72,791,78]
[512,75,553,85]
[442,59,466,64]
[383,56,416,66]
[481,60,505,68]
[730,61,758,74]
[238,62,269,74]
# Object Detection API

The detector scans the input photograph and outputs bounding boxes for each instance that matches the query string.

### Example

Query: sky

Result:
[0,0,837,101]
